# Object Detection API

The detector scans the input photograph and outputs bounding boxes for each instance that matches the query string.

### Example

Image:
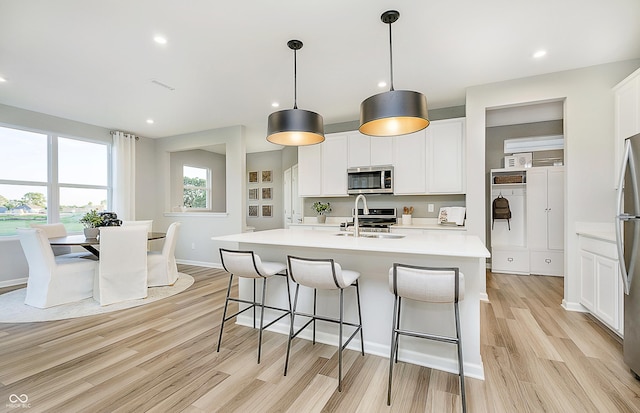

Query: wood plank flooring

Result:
[1,266,639,412]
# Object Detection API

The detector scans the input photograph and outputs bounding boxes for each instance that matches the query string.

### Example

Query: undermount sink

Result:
[334,232,405,239]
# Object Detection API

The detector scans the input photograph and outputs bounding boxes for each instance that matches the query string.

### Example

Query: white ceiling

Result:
[1,0,639,153]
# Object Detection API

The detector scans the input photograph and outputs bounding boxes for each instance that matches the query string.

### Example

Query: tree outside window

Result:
[183,165,210,209]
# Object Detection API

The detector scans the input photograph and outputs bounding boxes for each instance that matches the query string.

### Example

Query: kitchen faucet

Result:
[353,194,369,237]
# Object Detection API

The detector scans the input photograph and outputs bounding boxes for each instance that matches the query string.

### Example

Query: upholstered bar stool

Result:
[387,263,466,413]
[217,248,292,364]
[284,255,365,392]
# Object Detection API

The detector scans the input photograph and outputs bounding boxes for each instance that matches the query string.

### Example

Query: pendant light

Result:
[359,10,429,137]
[267,40,325,146]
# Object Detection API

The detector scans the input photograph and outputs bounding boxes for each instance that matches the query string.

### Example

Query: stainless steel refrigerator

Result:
[616,132,640,378]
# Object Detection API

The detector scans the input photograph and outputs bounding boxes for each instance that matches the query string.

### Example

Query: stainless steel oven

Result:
[347,166,393,194]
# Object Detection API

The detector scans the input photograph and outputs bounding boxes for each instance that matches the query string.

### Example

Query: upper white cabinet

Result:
[370,136,394,166]
[348,132,394,167]
[322,134,348,196]
[614,67,640,187]
[393,130,427,194]
[298,143,322,197]
[283,164,302,227]
[426,118,465,194]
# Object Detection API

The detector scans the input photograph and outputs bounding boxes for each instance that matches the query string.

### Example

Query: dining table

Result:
[49,232,166,257]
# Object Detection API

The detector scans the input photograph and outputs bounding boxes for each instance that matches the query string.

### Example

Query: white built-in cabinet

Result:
[527,167,564,276]
[578,235,623,336]
[283,165,302,227]
[614,67,640,187]
[298,117,465,197]
[490,166,564,276]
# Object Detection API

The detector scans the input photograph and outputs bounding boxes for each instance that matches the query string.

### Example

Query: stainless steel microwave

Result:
[347,166,393,194]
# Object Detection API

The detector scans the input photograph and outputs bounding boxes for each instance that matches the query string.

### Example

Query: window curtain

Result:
[112,131,136,220]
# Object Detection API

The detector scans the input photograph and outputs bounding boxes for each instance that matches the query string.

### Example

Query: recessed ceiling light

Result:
[271,102,280,108]
[378,81,387,88]
[533,50,547,58]
[154,36,167,45]
[146,119,154,124]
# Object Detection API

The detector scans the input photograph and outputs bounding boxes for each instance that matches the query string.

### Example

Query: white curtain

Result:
[112,131,136,221]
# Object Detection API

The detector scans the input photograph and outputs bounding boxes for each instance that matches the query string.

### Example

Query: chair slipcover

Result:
[121,220,153,234]
[18,228,97,308]
[30,222,93,259]
[94,226,147,305]
[147,222,181,287]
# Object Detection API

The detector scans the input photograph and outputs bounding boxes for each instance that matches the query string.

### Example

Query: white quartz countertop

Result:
[213,229,490,259]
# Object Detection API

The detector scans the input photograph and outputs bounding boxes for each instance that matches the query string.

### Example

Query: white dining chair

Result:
[147,222,181,287]
[30,222,94,259]
[121,220,153,234]
[18,228,97,308]
[93,226,148,306]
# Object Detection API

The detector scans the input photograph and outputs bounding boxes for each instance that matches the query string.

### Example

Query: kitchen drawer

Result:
[491,248,530,275]
[530,250,564,276]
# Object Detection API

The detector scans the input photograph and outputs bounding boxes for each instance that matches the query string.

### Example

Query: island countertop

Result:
[213,228,490,259]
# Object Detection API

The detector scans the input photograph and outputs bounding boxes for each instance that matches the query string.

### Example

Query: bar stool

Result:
[387,263,466,412]
[284,255,365,392]
[217,248,292,364]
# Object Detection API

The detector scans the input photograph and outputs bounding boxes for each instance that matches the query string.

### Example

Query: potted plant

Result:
[79,209,104,239]
[312,201,331,224]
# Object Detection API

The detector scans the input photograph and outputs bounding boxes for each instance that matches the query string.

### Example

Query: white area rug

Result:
[0,273,194,323]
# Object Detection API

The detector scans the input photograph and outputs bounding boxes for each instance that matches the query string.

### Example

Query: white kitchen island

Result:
[213,228,490,379]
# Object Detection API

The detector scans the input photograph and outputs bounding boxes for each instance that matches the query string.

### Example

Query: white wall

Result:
[465,59,640,310]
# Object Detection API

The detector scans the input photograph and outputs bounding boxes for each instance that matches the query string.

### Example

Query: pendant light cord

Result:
[388,21,395,92]
[293,48,298,109]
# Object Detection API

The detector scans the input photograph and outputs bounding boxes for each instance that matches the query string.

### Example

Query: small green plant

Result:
[79,209,104,228]
[312,201,331,215]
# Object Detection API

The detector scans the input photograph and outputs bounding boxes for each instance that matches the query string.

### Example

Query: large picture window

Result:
[0,125,110,236]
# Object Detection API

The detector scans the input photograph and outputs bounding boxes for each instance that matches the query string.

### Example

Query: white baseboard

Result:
[0,277,28,288]
[562,299,588,312]
[176,259,223,269]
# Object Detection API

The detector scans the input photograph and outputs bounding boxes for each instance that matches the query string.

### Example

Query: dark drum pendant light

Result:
[359,10,429,137]
[267,40,325,146]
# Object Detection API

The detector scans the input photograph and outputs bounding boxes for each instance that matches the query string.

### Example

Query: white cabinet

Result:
[527,166,564,276]
[298,144,322,197]
[321,134,348,196]
[491,247,530,275]
[348,132,393,168]
[393,130,427,194]
[426,118,465,193]
[284,165,302,227]
[370,136,394,166]
[578,235,623,336]
[614,67,640,187]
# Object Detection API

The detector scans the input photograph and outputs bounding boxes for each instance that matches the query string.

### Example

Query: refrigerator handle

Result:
[616,139,632,295]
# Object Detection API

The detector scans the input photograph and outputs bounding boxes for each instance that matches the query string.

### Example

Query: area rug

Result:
[0,273,194,323]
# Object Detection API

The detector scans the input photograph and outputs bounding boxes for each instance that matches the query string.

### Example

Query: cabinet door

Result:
[283,167,292,226]
[291,164,302,223]
[579,250,596,312]
[393,130,426,194]
[547,168,564,250]
[426,118,465,193]
[596,255,620,330]
[298,144,322,197]
[348,133,371,168]
[322,135,348,196]
[370,136,394,166]
[526,168,548,249]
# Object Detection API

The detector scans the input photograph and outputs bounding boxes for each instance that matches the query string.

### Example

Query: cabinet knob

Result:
[545,258,552,264]
[507,257,514,262]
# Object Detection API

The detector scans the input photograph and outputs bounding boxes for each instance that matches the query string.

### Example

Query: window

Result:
[0,125,110,236]
[183,165,210,209]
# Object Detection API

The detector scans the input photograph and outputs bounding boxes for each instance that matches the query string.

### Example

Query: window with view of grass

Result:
[0,125,110,236]
[183,165,210,210]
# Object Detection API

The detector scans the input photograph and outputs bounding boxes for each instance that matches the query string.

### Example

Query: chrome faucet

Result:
[353,194,369,237]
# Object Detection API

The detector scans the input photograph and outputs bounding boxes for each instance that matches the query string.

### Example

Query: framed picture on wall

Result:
[249,188,259,200]
[248,171,258,183]
[261,170,272,183]
[248,205,258,217]
[261,187,272,200]
[262,204,273,217]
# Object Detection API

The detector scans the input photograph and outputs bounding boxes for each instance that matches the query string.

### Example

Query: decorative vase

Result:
[402,214,412,225]
[317,214,326,224]
[84,227,100,239]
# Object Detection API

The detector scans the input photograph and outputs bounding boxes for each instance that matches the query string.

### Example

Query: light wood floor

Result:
[1,266,640,412]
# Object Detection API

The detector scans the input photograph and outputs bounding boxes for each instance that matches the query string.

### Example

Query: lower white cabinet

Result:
[578,235,623,336]
[491,247,530,275]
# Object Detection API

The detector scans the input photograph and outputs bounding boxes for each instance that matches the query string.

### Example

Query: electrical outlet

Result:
[428,204,435,212]
[191,242,196,250]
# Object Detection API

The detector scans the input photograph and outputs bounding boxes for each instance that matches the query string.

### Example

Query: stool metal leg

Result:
[283,283,300,376]
[394,297,402,363]
[217,273,235,352]
[312,288,317,345]
[257,277,268,364]
[354,280,365,355]
[455,301,466,413]
[387,294,400,405]
[253,278,257,329]
[338,287,344,392]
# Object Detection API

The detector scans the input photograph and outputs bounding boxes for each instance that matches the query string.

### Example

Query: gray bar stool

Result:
[387,263,466,413]
[217,248,292,364]
[284,255,365,392]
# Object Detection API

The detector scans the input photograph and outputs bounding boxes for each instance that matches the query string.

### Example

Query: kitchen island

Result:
[213,228,490,379]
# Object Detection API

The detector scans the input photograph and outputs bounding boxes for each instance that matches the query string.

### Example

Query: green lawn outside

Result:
[0,213,85,236]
